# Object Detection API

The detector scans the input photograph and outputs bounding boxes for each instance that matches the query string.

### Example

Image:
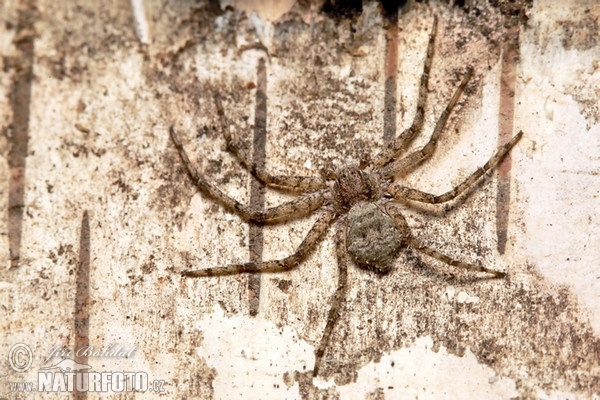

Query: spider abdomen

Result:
[346,202,409,274]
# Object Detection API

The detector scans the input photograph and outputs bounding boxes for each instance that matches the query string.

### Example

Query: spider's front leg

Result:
[381,67,474,178]
[183,210,336,277]
[374,15,439,167]
[170,126,325,224]
[213,93,326,194]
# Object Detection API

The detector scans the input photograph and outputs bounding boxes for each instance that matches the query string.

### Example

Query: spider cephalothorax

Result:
[331,165,382,212]
[171,15,523,377]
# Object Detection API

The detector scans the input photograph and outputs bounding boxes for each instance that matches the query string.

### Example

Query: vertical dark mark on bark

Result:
[496,26,520,254]
[248,58,267,316]
[8,0,36,269]
[383,8,399,145]
[74,211,90,400]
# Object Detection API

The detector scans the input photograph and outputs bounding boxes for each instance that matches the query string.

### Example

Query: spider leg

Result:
[183,210,336,277]
[388,131,523,204]
[381,67,474,179]
[385,203,504,277]
[313,217,349,377]
[214,93,326,193]
[170,126,325,223]
[374,15,437,168]
[407,237,505,278]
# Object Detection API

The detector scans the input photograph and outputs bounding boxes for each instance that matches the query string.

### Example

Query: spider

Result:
[170,16,523,377]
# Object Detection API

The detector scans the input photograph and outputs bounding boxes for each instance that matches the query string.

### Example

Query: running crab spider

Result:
[170,16,523,377]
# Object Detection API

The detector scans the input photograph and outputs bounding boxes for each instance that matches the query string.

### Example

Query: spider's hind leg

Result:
[213,93,325,193]
[385,202,504,278]
[183,210,336,277]
[408,237,505,278]
[313,217,349,377]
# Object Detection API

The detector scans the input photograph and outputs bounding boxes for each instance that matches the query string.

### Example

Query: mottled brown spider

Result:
[170,16,523,377]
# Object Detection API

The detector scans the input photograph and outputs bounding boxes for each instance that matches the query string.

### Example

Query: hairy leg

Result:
[313,217,349,377]
[408,237,505,278]
[171,126,325,223]
[374,16,439,168]
[214,93,326,193]
[385,203,504,278]
[182,210,336,277]
[381,67,474,178]
[388,131,523,204]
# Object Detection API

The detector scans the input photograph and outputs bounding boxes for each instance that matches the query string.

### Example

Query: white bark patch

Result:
[308,337,517,399]
[194,305,313,399]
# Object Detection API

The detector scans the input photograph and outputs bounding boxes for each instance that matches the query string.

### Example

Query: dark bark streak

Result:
[74,211,90,400]
[8,0,36,269]
[496,26,520,254]
[383,11,399,145]
[248,58,267,316]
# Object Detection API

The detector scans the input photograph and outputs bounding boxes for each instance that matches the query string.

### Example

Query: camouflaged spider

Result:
[170,16,523,377]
